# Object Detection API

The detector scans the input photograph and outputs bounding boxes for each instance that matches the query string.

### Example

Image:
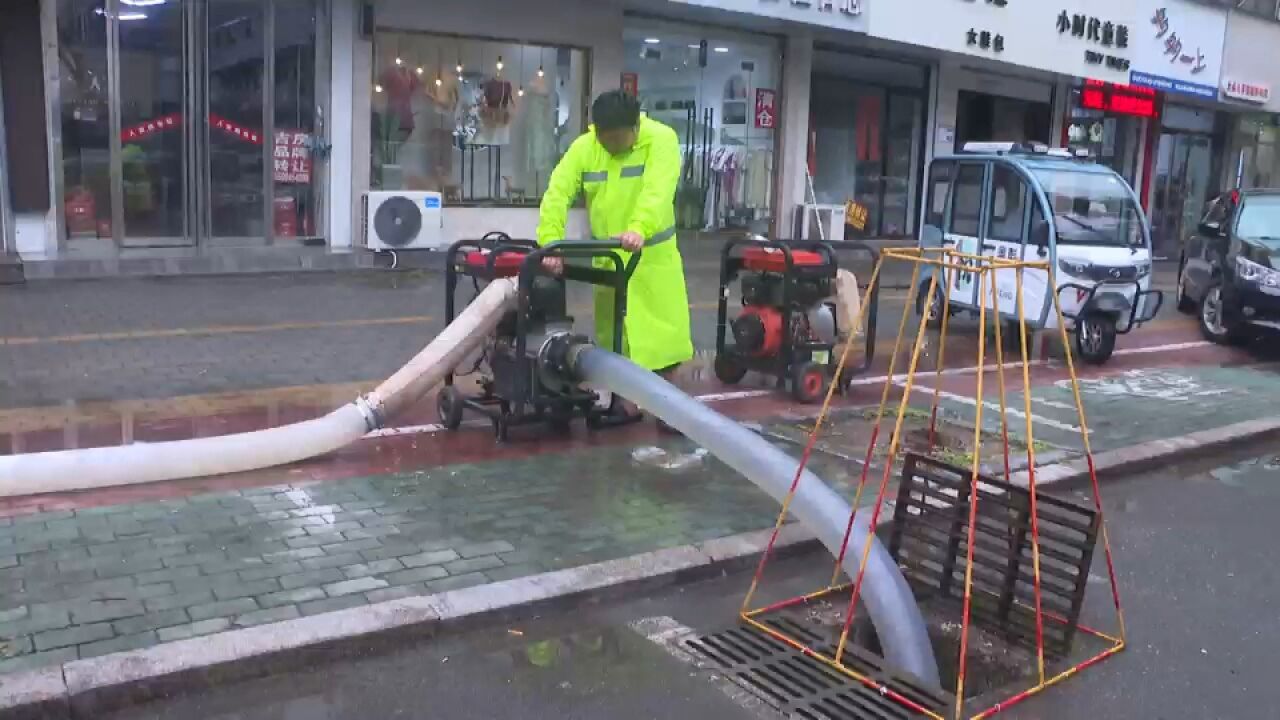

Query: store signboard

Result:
[868,0,1224,96]
[665,0,867,32]
[1126,3,1224,100]
[1221,78,1270,105]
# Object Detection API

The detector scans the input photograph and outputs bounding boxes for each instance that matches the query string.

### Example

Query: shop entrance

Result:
[1150,132,1213,254]
[56,0,323,250]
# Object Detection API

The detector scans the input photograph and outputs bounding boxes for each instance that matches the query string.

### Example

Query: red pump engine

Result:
[731,305,785,358]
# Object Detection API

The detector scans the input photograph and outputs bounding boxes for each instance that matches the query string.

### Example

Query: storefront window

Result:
[808,51,926,238]
[56,0,325,248]
[57,0,111,243]
[623,20,781,232]
[371,32,586,205]
[1229,114,1280,190]
[1064,83,1149,189]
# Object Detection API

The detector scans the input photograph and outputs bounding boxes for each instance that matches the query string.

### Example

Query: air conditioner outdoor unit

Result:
[362,191,444,251]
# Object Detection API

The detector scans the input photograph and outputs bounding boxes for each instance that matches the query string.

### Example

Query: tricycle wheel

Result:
[915,280,945,328]
[436,386,464,430]
[791,362,829,404]
[713,353,748,385]
[1074,313,1117,365]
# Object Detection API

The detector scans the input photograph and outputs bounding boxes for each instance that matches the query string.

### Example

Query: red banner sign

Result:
[121,113,181,143]
[621,73,638,97]
[754,89,777,129]
[210,113,263,144]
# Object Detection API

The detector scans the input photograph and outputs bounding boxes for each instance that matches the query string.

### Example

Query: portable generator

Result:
[713,238,878,403]
[438,232,640,441]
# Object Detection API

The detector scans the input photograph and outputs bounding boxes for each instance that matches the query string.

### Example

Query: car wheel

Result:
[1176,262,1196,314]
[1199,280,1246,345]
[1074,313,1117,365]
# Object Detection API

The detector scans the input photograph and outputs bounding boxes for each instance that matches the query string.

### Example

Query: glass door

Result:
[113,0,193,246]
[1151,132,1214,255]
[204,0,267,245]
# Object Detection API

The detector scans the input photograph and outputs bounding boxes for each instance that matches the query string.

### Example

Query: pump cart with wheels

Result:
[917,142,1164,364]
[713,238,878,403]
[438,232,641,441]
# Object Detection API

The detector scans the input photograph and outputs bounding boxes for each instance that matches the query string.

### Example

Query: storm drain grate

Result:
[887,454,1101,659]
[686,616,951,719]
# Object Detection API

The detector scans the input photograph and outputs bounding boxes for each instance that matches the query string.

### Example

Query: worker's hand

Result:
[541,256,564,276]
[619,231,645,253]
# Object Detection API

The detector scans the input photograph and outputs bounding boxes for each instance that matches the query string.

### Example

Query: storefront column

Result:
[330,0,357,248]
[777,31,812,238]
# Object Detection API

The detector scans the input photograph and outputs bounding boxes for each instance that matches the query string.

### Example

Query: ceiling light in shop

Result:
[496,56,504,71]
[415,67,424,75]
[394,57,402,66]
[374,84,384,93]
[120,0,164,6]
[118,11,147,20]
[713,47,729,53]
[688,44,699,49]
[537,65,545,78]
[644,38,661,44]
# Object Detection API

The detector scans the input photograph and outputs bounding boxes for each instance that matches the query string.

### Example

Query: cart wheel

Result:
[791,362,829,404]
[1074,313,1117,365]
[436,386,464,431]
[916,280,946,328]
[713,353,748,385]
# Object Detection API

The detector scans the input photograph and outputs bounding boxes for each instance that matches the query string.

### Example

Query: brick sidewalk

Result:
[0,432,873,675]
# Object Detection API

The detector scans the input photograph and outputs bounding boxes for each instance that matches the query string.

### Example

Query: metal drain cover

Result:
[685,617,950,719]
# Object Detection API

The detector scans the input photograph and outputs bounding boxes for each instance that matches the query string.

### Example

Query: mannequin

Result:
[522,72,556,196]
[402,73,459,192]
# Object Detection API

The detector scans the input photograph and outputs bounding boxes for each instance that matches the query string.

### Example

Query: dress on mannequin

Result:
[474,76,515,146]
[522,74,556,196]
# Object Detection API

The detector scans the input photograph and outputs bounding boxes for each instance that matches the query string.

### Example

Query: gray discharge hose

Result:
[572,347,941,687]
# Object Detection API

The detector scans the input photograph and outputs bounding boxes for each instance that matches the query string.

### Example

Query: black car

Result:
[1176,189,1280,344]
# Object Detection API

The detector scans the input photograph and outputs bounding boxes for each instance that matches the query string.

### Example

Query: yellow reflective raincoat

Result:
[536,115,694,371]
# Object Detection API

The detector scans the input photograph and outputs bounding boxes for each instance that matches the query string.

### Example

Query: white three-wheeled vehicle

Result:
[917,142,1164,364]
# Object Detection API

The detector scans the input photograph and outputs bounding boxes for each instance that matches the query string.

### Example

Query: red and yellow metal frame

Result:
[738,248,1127,719]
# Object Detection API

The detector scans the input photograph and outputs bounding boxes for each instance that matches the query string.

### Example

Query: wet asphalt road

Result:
[104,444,1280,720]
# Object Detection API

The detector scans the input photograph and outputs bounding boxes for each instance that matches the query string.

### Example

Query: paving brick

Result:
[319,539,383,556]
[365,585,425,604]
[112,608,189,636]
[278,568,344,591]
[323,577,388,597]
[340,559,404,579]
[51,577,135,602]
[456,540,516,559]
[0,605,29,624]
[144,589,215,613]
[187,597,258,622]
[426,572,491,593]
[238,561,303,583]
[298,595,366,616]
[78,630,158,659]
[283,532,344,549]
[258,586,326,608]
[444,555,504,575]
[233,605,301,628]
[70,600,145,624]
[299,552,364,572]
[33,622,114,651]
[0,647,78,675]
[358,543,423,563]
[0,555,17,570]
[129,583,176,601]
[134,565,201,586]
[212,578,281,601]
[307,520,363,534]
[483,562,546,583]
[162,550,228,568]
[262,547,325,563]
[400,549,460,569]
[93,555,166,579]
[156,617,230,643]
[342,526,401,541]
[383,566,449,585]
[2,607,71,636]
[86,538,155,558]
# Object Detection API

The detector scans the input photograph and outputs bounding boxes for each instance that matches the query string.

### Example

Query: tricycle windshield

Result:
[1031,168,1145,249]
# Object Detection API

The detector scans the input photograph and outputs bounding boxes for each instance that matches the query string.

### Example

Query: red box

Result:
[742,246,825,273]
[465,250,527,277]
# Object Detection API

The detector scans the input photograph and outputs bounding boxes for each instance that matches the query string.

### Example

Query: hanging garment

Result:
[475,78,515,146]
[522,87,556,194]
[745,150,772,209]
[537,115,693,371]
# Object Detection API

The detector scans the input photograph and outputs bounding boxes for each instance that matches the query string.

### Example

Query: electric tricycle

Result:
[917,142,1164,364]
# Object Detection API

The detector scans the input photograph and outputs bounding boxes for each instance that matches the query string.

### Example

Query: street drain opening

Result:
[687,453,1110,718]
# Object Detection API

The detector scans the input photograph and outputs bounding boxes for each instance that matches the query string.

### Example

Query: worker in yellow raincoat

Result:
[537,90,694,423]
